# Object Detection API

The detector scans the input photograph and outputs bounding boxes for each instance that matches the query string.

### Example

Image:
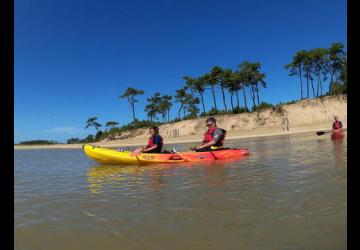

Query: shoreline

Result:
[15,95,346,150]
[14,123,346,150]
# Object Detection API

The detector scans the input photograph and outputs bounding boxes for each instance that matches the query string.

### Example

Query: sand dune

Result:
[15,95,347,149]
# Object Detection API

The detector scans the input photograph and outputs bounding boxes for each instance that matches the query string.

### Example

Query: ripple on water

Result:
[15,133,346,250]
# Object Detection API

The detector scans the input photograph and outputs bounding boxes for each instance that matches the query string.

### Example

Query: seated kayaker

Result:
[134,126,163,153]
[191,117,226,152]
[332,115,343,133]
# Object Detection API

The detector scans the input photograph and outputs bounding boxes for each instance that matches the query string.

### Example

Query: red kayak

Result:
[331,131,345,140]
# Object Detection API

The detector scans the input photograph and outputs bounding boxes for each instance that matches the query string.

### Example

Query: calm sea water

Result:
[15,132,347,250]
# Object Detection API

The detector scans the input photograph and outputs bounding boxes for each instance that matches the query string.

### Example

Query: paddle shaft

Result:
[317,128,346,136]
[317,131,331,136]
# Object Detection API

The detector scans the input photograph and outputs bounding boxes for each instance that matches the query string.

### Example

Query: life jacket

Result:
[202,127,227,146]
[333,120,342,130]
[146,135,163,151]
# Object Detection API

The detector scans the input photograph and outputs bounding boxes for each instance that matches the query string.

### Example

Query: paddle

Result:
[209,151,218,160]
[316,128,346,136]
[189,147,218,160]
[316,131,331,136]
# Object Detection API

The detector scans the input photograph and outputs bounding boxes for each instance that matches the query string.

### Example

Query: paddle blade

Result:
[316,131,326,136]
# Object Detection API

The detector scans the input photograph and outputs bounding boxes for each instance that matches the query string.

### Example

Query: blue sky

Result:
[14,0,347,143]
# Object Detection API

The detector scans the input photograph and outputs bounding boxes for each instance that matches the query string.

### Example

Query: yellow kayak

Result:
[83,144,249,165]
[83,144,185,164]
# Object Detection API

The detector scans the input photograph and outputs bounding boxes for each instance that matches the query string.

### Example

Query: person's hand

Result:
[133,148,144,153]
[190,147,196,151]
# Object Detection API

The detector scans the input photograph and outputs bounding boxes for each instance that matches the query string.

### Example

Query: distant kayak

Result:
[83,144,249,165]
[331,131,345,140]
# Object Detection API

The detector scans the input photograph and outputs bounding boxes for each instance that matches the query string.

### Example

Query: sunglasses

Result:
[206,123,213,127]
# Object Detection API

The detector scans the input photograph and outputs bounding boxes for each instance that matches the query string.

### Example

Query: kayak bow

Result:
[331,131,345,140]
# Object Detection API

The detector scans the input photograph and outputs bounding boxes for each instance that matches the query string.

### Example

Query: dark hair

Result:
[150,126,159,134]
[206,117,216,124]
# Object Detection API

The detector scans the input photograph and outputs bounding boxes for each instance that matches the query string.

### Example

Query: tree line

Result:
[18,140,60,145]
[120,61,267,122]
[67,118,121,143]
[284,42,347,99]
[67,42,347,144]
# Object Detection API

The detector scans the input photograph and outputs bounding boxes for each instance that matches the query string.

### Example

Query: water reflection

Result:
[87,165,153,194]
[16,133,347,250]
[333,139,346,166]
[87,155,249,194]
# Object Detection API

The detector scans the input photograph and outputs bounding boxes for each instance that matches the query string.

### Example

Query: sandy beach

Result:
[14,95,347,150]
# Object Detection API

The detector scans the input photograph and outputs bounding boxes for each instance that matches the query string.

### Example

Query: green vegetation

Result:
[70,119,162,144]
[119,87,144,122]
[66,41,346,144]
[277,99,298,106]
[145,93,173,123]
[85,117,101,131]
[285,42,347,99]
[252,102,274,112]
[96,119,160,141]
[67,138,80,144]
[19,140,60,145]
[106,121,119,129]
[67,135,99,144]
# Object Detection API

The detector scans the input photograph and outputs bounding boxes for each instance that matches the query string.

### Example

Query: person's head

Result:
[149,126,159,135]
[205,117,217,128]
[334,115,338,121]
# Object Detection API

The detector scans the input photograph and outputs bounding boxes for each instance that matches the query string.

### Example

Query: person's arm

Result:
[142,144,158,152]
[193,129,223,150]
[193,140,216,150]
[142,136,161,152]
[133,147,145,153]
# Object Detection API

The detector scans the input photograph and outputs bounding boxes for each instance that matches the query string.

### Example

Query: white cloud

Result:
[45,127,78,134]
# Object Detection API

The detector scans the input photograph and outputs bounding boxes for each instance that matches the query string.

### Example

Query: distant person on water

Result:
[332,115,343,133]
[191,117,227,152]
[134,126,163,153]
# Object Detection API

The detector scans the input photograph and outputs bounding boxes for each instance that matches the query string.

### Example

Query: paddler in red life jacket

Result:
[134,126,163,153]
[191,117,227,152]
[332,115,343,133]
